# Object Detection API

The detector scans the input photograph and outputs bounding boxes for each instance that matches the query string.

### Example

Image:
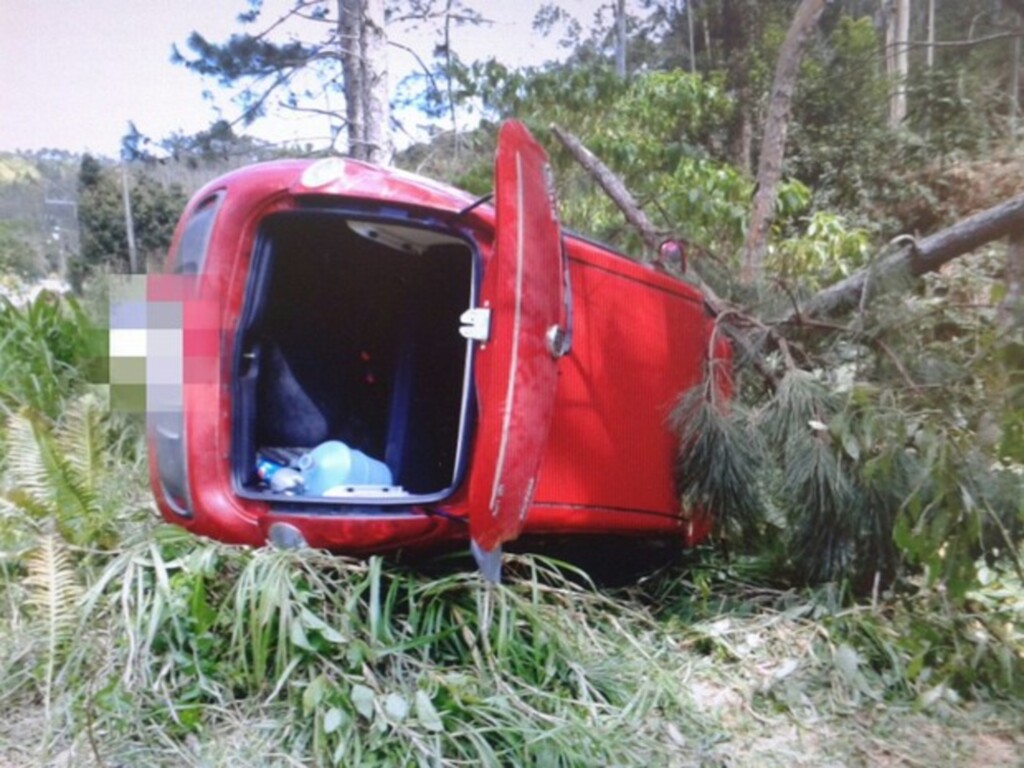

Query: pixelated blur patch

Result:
[108,276,151,413]
[108,275,193,414]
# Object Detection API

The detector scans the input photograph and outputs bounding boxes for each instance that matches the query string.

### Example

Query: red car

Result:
[147,120,729,578]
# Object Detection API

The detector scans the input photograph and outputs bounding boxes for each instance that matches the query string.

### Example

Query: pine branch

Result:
[671,387,767,545]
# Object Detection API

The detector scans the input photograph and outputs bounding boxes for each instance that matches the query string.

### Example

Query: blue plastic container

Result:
[299,440,393,495]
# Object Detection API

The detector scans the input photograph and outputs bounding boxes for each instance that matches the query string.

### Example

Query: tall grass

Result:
[47,538,713,766]
[0,292,1021,766]
[0,292,103,421]
[2,536,1020,767]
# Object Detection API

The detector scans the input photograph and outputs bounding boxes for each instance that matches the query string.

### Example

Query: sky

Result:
[0,0,611,158]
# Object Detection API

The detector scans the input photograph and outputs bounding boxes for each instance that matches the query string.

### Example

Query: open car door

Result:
[466,120,568,581]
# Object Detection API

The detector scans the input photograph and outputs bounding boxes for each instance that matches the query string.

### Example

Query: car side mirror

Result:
[657,238,688,274]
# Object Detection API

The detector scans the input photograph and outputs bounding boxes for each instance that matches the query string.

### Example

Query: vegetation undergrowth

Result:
[6,535,723,766]
[5,0,1024,754]
[1,534,1021,767]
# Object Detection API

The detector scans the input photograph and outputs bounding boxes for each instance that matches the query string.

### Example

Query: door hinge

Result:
[459,308,491,342]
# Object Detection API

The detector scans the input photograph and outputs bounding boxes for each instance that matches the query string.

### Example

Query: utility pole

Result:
[615,0,627,79]
[687,0,697,73]
[121,162,138,274]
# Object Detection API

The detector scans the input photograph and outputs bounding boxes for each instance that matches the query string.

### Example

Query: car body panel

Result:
[466,120,565,554]
[146,121,726,563]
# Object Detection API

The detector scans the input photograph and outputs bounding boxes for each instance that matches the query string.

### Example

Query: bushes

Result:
[6,537,725,765]
[0,292,103,421]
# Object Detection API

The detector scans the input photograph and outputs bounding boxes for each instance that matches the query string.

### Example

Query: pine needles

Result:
[672,385,766,546]
[672,359,1023,593]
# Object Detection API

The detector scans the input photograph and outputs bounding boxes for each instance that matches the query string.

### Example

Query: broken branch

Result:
[792,193,1024,321]
[551,123,783,389]
[550,123,663,254]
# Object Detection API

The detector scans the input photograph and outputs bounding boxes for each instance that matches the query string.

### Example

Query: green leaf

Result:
[841,431,860,462]
[290,618,313,651]
[834,644,860,683]
[319,624,345,644]
[384,692,409,722]
[415,690,444,733]
[300,607,344,643]
[303,674,327,716]
[324,707,345,734]
[351,684,375,721]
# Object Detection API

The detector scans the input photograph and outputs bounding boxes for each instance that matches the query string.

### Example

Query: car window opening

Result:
[232,210,476,506]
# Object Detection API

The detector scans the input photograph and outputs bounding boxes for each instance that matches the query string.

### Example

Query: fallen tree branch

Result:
[550,123,731,302]
[551,123,783,390]
[550,124,664,254]
[791,193,1024,322]
[551,125,1024,392]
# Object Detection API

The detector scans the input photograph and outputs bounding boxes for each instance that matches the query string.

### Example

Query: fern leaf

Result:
[56,394,106,496]
[5,409,103,544]
[6,411,54,505]
[23,532,82,757]
[24,532,82,645]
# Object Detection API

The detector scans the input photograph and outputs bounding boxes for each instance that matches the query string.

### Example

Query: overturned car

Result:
[146,120,729,578]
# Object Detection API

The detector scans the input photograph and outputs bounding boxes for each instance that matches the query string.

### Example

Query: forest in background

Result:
[1,1,1023,765]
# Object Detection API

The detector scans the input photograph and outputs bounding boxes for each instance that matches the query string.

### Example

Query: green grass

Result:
[0,292,1021,766]
[0,530,1021,767]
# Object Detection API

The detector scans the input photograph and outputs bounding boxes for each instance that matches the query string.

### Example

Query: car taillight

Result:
[147,303,190,517]
[150,394,192,517]
[147,192,223,517]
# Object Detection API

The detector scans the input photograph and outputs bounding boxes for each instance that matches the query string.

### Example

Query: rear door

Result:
[466,120,566,577]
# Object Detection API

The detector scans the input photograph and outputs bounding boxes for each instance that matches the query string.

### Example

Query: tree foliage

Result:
[441,1,1024,602]
[173,0,486,163]
[73,155,187,289]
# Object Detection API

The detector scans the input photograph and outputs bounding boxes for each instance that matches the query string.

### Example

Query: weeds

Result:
[48,540,719,766]
[0,287,1022,767]
[1,534,1021,766]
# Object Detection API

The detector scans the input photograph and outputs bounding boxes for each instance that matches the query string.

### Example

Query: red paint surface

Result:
[466,121,564,553]
[530,242,708,524]
[148,121,726,557]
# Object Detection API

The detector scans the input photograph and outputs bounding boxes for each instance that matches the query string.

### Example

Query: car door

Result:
[465,120,568,579]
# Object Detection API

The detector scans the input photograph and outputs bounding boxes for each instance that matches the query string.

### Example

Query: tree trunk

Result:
[615,0,627,79]
[120,163,138,274]
[732,100,753,177]
[886,0,910,127]
[687,0,697,73]
[1012,23,1021,141]
[339,0,392,165]
[339,0,365,158]
[362,0,391,166]
[926,0,935,69]
[1007,0,1024,142]
[720,0,756,176]
[790,194,1024,322]
[740,0,826,286]
[999,232,1024,330]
